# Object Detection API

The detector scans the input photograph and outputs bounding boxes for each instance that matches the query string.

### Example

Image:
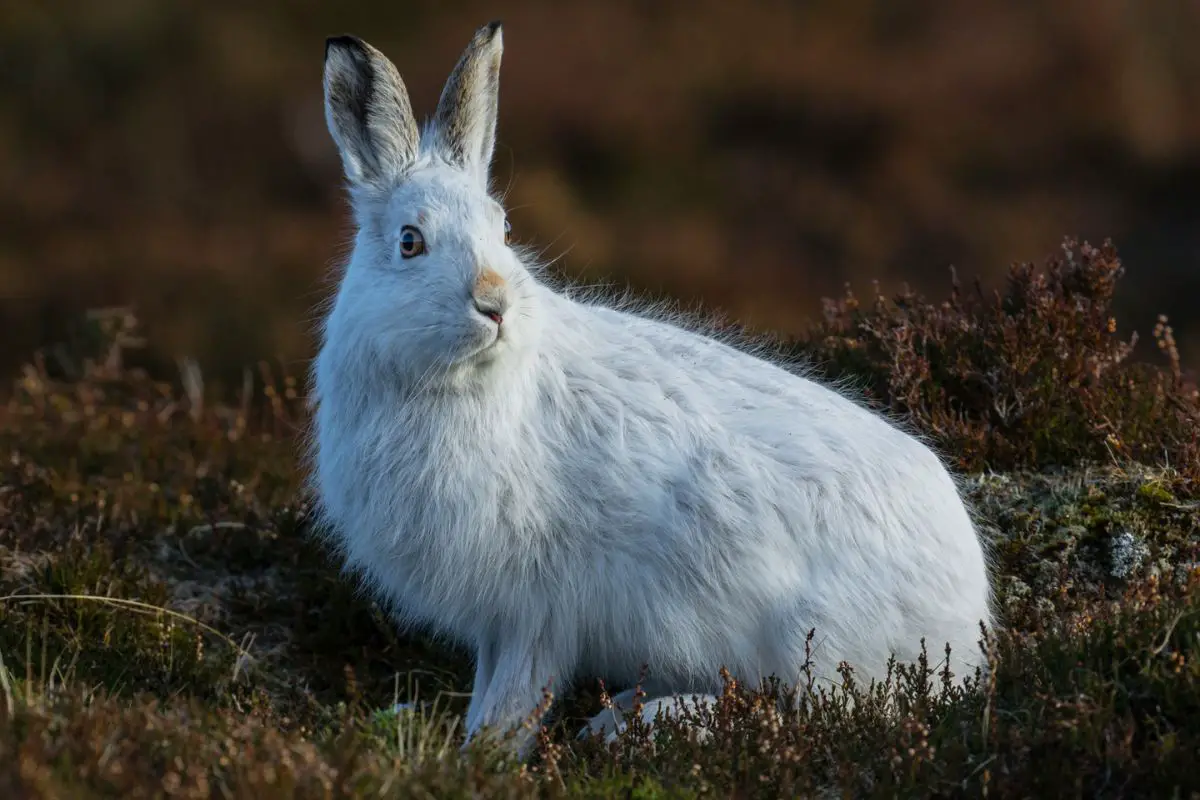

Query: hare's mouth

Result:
[455,325,504,366]
[483,327,504,352]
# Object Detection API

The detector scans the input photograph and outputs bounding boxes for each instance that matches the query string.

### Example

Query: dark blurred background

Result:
[2,0,1199,385]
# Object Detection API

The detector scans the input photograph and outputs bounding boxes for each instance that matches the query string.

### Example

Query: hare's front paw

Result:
[460,647,565,761]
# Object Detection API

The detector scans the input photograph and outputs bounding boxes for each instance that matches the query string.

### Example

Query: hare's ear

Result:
[428,21,504,187]
[323,35,419,188]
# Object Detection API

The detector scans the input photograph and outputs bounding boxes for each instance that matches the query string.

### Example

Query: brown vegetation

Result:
[801,238,1199,478]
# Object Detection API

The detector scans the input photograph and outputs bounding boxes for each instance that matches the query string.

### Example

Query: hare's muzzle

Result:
[473,268,510,325]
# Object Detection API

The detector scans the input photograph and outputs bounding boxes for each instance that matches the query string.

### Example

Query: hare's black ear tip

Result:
[325,35,364,60]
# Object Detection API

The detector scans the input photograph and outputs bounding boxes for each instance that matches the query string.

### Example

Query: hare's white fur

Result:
[309,22,995,755]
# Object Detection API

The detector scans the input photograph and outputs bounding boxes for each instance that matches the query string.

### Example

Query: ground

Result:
[0,240,1198,797]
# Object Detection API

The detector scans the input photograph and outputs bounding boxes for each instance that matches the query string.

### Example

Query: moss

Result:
[964,465,1199,628]
[1137,479,1178,505]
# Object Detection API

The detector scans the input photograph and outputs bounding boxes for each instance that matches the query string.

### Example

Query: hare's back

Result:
[578,301,918,465]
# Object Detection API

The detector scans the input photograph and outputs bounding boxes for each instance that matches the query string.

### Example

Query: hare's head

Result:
[322,22,539,386]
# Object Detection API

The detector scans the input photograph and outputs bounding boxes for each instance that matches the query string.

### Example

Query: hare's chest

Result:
[325,422,495,536]
[316,408,549,623]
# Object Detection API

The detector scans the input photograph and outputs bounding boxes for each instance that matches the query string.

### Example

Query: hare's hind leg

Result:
[579,689,719,744]
[576,679,668,741]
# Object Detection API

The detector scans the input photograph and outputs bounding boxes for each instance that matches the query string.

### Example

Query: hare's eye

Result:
[503,218,512,245]
[399,226,426,259]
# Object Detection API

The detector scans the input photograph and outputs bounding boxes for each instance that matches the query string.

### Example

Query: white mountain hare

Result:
[309,21,995,756]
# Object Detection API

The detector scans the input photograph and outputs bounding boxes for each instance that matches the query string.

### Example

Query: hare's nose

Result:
[472,268,510,324]
[474,299,505,325]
